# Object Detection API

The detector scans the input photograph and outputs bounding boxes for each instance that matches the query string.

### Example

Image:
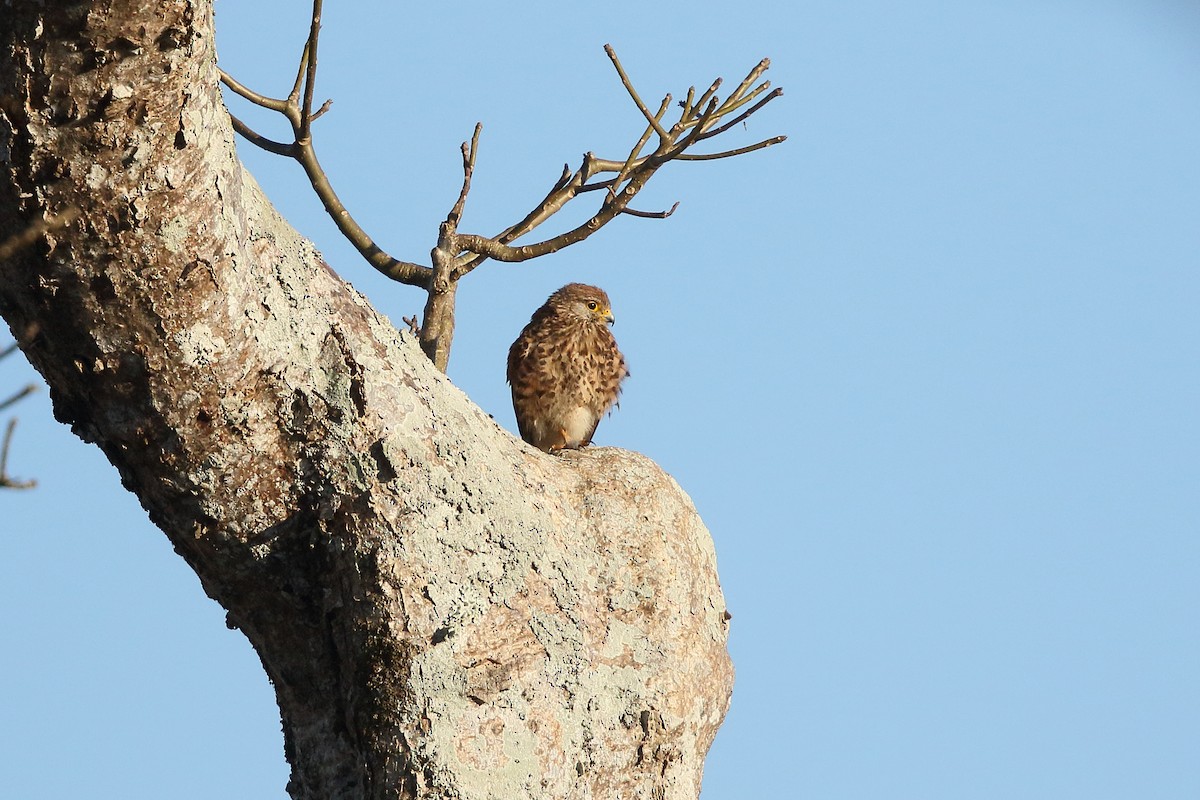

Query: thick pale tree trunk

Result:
[0,2,732,798]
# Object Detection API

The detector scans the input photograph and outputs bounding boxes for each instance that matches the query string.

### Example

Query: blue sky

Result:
[3,2,1198,798]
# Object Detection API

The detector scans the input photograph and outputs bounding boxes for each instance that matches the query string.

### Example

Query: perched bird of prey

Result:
[507,283,629,453]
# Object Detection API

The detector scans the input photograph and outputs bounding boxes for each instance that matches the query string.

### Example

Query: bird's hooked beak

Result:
[604,309,615,326]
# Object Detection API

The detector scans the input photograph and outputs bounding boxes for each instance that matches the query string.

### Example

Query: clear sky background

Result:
[3,1,1198,798]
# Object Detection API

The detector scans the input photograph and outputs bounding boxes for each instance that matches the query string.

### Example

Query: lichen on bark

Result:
[0,2,733,798]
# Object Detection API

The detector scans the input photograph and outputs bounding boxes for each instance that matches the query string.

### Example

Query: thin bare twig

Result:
[699,87,784,140]
[1,326,40,363]
[621,202,679,219]
[226,113,295,156]
[1,213,64,487]
[607,95,672,204]
[711,80,772,121]
[299,2,323,142]
[687,79,723,127]
[721,58,772,115]
[219,68,289,112]
[0,418,36,490]
[605,44,670,140]
[448,123,483,227]
[0,209,80,262]
[310,98,333,122]
[0,384,37,413]
[677,136,787,161]
[673,96,722,153]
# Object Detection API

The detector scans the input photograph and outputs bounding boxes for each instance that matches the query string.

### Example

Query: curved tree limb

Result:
[218,2,431,288]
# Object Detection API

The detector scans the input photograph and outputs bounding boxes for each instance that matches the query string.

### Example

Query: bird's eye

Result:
[587,301,598,310]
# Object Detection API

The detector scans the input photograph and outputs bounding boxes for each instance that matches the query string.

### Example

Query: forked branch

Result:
[219,0,784,371]
[445,47,784,279]
[219,0,430,288]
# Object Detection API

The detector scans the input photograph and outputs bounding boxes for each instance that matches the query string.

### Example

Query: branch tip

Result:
[298,0,324,138]
[677,135,786,161]
[621,201,679,219]
[310,98,333,122]
[605,44,671,140]
[447,123,483,227]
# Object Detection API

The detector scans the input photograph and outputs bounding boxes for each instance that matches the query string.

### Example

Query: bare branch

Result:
[447,123,483,228]
[687,79,723,127]
[451,154,667,265]
[218,68,289,112]
[447,158,593,278]
[577,179,617,194]
[310,98,334,122]
[290,144,431,285]
[714,80,772,119]
[717,58,771,118]
[677,135,787,160]
[621,201,679,219]
[679,85,696,116]
[550,163,574,193]
[298,0,324,143]
[605,45,671,141]
[495,166,583,241]
[0,209,80,262]
[226,112,295,156]
[287,48,308,104]
[0,384,37,413]
[699,87,784,141]
[0,418,36,490]
[608,95,672,204]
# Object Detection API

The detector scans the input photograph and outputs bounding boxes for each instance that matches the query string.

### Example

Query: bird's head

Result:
[551,283,615,326]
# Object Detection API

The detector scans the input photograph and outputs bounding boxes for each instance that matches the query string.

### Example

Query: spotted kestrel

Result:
[507,283,629,453]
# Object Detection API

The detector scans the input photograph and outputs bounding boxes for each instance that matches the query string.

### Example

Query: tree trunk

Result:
[0,2,732,798]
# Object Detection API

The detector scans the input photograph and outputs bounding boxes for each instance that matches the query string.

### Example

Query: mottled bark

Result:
[0,2,732,799]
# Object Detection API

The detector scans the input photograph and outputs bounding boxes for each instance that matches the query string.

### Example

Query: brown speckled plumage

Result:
[507,283,629,452]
